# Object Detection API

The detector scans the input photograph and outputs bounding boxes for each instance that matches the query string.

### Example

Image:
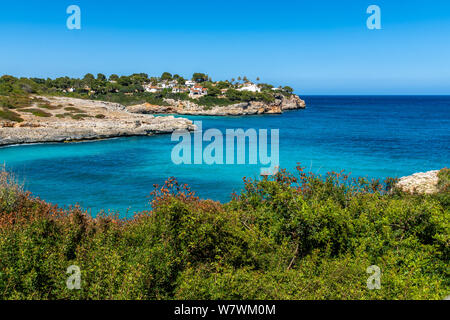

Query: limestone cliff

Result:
[127,94,306,116]
[0,96,195,147]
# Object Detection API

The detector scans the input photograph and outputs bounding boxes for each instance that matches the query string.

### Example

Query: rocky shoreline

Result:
[0,94,306,147]
[127,93,306,116]
[396,170,441,194]
[0,96,195,147]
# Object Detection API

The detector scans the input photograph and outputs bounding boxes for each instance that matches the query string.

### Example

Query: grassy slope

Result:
[0,168,448,300]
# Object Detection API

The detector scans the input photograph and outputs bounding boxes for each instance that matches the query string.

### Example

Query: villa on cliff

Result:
[238,83,261,93]
[189,86,208,98]
[144,80,262,98]
[172,87,189,93]
[144,85,160,93]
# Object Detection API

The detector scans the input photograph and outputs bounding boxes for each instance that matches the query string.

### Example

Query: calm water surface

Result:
[1,96,448,215]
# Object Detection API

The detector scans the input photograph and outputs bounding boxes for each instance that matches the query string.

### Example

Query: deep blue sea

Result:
[1,96,449,216]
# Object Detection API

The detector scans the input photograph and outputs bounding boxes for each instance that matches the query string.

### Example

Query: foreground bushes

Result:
[0,168,448,300]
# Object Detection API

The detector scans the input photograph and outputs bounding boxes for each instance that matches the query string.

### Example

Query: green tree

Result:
[192,73,208,83]
[109,74,119,82]
[82,73,95,87]
[97,73,107,81]
[216,81,230,89]
[106,82,120,93]
[225,89,244,101]
[283,86,294,94]
[83,73,95,81]
[161,72,173,81]
[260,83,274,91]
[118,76,132,87]
[207,87,221,97]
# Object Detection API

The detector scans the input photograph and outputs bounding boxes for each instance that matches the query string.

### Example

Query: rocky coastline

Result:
[0,94,306,147]
[127,93,306,116]
[396,170,441,194]
[0,96,195,147]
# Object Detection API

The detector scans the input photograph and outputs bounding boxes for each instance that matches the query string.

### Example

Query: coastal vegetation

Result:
[0,72,293,112]
[0,108,23,123]
[19,108,52,118]
[0,73,293,113]
[0,166,448,300]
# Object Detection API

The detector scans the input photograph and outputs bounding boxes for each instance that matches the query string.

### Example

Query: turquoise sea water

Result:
[1,96,449,216]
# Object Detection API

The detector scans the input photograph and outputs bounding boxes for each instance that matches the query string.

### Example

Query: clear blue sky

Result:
[1,0,450,94]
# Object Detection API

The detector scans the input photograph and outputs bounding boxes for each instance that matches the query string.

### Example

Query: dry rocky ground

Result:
[0,96,195,146]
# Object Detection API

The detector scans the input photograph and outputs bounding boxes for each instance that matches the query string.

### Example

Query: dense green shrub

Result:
[70,114,91,120]
[0,108,24,122]
[64,107,84,113]
[438,168,449,193]
[0,168,448,300]
[19,108,52,117]
[434,168,450,208]
[39,104,63,110]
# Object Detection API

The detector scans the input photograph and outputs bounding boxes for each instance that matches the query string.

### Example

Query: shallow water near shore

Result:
[1,96,449,216]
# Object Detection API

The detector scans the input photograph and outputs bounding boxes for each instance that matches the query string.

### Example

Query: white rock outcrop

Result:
[396,170,440,194]
[0,96,195,147]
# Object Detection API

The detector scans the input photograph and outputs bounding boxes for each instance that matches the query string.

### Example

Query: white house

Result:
[238,83,261,93]
[189,86,207,97]
[161,81,177,89]
[185,80,196,87]
[144,84,161,93]
[172,87,188,93]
